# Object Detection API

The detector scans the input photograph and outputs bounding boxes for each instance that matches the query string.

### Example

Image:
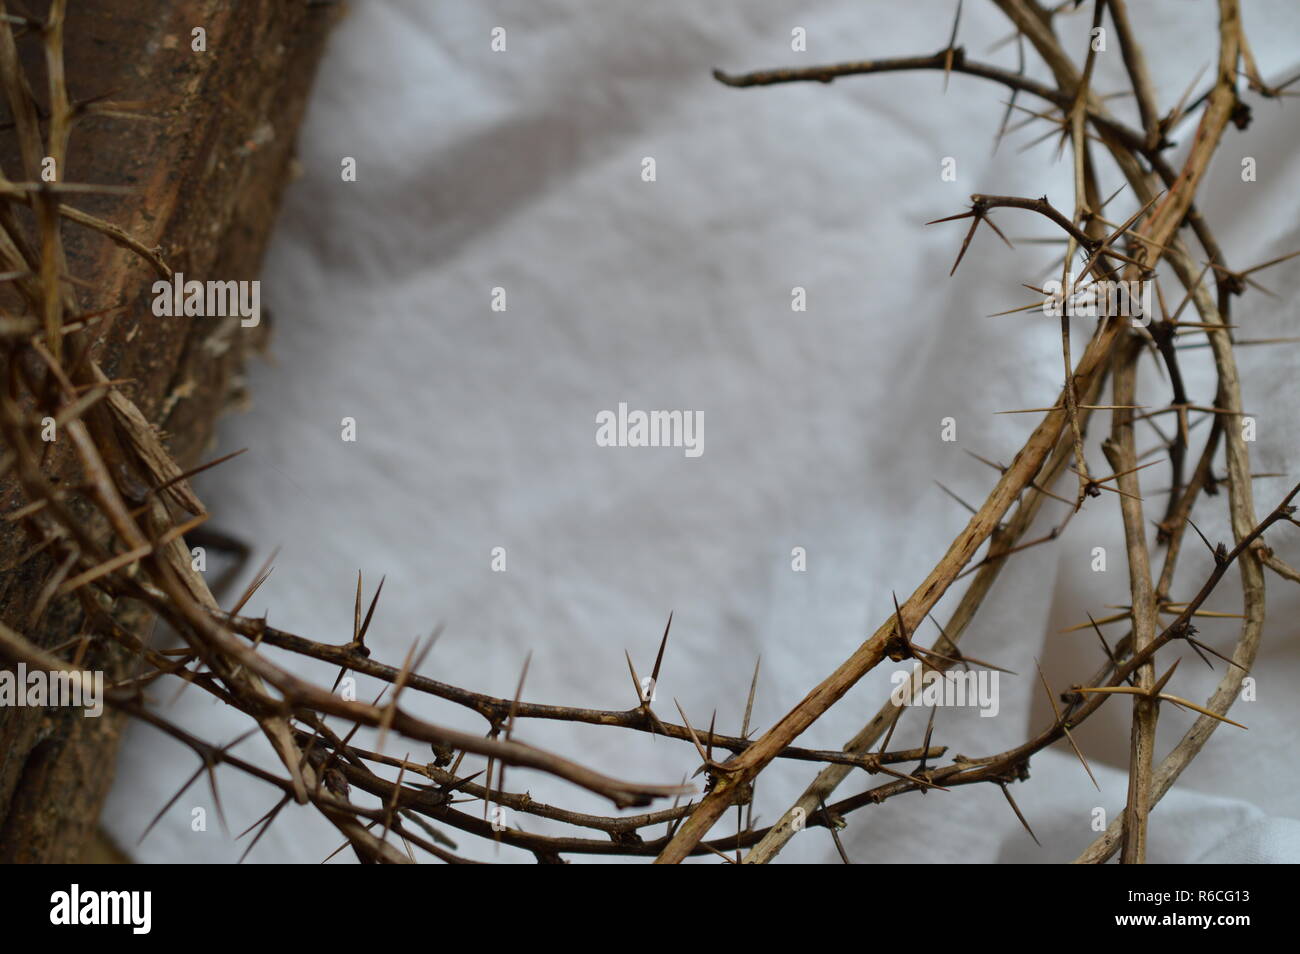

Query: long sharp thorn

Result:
[1186,518,1218,559]
[964,448,1006,473]
[237,795,290,864]
[1062,724,1100,791]
[701,844,738,864]
[674,699,712,766]
[891,590,908,644]
[875,762,949,791]
[152,447,247,499]
[949,215,982,276]
[1036,659,1098,790]
[877,706,902,754]
[943,0,963,91]
[382,756,410,846]
[139,765,204,845]
[1156,693,1248,729]
[1241,247,1300,277]
[1000,782,1041,846]
[650,611,673,687]
[230,546,279,616]
[918,706,938,781]
[1086,612,1123,680]
[499,651,532,798]
[624,649,647,705]
[377,634,434,753]
[820,798,852,863]
[924,210,976,226]
[357,575,386,646]
[1186,638,1215,671]
[741,656,761,739]
[934,480,977,514]
[444,770,485,794]
[981,212,1014,250]
[1150,657,1181,697]
[505,652,532,741]
[1186,635,1247,672]
[353,570,362,641]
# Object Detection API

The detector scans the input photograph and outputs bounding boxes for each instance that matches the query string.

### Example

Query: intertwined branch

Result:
[1,0,1296,863]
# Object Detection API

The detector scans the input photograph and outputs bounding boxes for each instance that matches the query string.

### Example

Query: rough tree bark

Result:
[0,0,339,863]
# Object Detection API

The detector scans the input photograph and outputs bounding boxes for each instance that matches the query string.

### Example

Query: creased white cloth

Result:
[103,1,1300,863]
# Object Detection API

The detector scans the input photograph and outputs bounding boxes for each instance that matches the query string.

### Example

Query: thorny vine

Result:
[1,0,1298,863]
